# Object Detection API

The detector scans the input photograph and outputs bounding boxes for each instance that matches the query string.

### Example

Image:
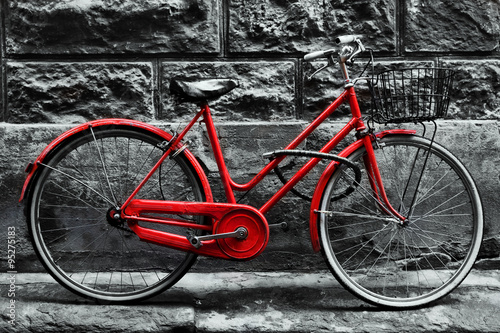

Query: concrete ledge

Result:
[2,271,500,332]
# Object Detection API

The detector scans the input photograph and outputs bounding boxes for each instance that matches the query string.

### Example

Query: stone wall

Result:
[1,0,499,272]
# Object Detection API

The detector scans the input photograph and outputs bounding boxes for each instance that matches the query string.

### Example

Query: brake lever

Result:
[346,39,366,65]
[347,48,362,65]
[306,55,336,81]
[307,63,329,81]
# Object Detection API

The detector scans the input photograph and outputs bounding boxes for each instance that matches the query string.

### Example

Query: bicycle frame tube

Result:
[361,134,406,221]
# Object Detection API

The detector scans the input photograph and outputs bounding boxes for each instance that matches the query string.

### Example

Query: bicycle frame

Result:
[116,85,410,259]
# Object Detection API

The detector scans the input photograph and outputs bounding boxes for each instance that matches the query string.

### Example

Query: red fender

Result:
[19,118,213,203]
[308,129,416,252]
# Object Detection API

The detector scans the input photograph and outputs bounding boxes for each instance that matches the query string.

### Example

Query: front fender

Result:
[19,118,213,203]
[308,129,416,252]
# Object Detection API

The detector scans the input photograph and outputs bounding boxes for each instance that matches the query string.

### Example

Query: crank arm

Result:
[268,221,289,230]
[187,227,248,249]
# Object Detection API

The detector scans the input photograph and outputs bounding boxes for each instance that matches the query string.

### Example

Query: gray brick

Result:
[229,0,396,54]
[2,124,76,272]
[442,59,500,119]
[7,62,154,123]
[161,61,296,121]
[6,0,220,54]
[405,0,500,53]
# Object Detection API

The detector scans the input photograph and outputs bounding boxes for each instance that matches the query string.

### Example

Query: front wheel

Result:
[26,125,208,303]
[318,135,483,308]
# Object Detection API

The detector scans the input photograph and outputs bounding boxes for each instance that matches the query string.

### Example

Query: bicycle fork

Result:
[361,134,407,224]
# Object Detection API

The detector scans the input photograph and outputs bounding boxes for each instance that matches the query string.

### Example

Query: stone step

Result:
[2,270,500,332]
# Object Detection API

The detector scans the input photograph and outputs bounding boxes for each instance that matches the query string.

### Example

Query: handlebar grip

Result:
[304,49,335,62]
[335,35,357,44]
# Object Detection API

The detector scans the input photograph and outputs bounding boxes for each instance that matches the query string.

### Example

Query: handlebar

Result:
[304,49,335,62]
[335,35,358,44]
[303,35,367,81]
[304,35,364,62]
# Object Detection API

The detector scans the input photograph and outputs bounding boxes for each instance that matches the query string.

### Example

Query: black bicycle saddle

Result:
[170,78,238,103]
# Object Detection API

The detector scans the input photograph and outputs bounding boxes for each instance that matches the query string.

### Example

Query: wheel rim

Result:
[320,136,483,307]
[29,128,205,302]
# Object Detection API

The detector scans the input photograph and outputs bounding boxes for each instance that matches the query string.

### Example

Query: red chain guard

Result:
[124,200,269,260]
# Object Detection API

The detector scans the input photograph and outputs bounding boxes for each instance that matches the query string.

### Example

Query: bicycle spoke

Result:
[337,223,393,267]
[90,126,119,206]
[39,162,116,207]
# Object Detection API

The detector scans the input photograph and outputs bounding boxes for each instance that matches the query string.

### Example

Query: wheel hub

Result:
[106,207,124,227]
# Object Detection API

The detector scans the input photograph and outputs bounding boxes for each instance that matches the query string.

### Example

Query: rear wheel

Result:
[27,126,207,303]
[318,135,483,308]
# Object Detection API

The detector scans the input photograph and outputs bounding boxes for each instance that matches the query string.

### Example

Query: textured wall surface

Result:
[1,0,499,272]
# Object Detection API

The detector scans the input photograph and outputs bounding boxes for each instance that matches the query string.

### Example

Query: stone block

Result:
[405,0,500,53]
[423,121,500,233]
[161,61,296,121]
[7,62,154,123]
[229,0,396,54]
[478,236,500,259]
[15,301,195,332]
[0,62,4,122]
[5,0,220,54]
[442,59,500,120]
[1,124,77,272]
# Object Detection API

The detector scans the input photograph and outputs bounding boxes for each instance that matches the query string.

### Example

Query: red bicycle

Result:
[20,36,483,308]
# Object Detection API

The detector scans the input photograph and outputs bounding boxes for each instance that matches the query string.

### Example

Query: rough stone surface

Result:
[5,0,220,54]
[162,61,296,121]
[7,62,154,123]
[2,271,500,332]
[417,121,500,236]
[405,0,500,53]
[0,125,77,273]
[229,0,396,54]
[1,56,4,122]
[478,236,500,258]
[442,59,500,119]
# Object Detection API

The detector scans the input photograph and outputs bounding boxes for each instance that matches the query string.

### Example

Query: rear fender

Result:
[308,129,416,252]
[19,118,213,203]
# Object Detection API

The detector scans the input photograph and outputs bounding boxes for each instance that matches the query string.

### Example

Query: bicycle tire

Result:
[318,135,483,308]
[26,126,208,303]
